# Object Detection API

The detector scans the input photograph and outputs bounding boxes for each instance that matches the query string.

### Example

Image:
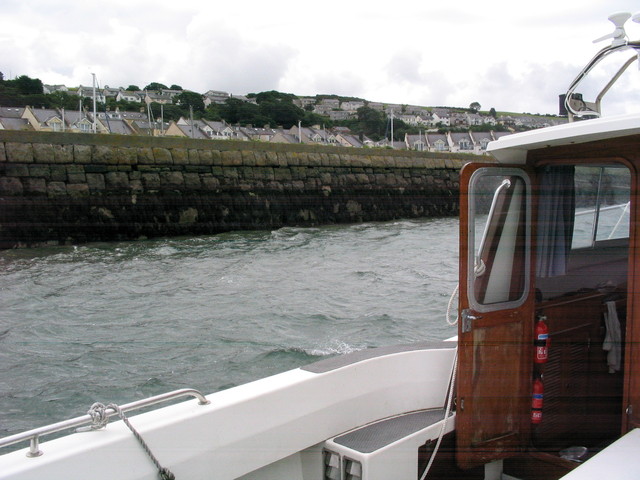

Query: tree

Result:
[126,85,140,91]
[356,105,386,140]
[489,107,497,118]
[48,91,78,110]
[10,75,44,95]
[144,82,168,91]
[175,90,205,113]
[149,102,184,122]
[169,84,183,91]
[469,101,481,113]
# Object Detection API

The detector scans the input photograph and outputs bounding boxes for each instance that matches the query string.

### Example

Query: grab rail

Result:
[0,388,210,457]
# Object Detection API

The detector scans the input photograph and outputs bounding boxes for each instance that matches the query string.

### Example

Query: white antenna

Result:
[593,12,631,47]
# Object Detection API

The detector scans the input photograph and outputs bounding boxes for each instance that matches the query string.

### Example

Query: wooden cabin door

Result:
[456,164,536,470]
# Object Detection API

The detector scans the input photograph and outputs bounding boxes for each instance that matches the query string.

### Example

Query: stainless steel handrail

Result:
[0,388,210,457]
[564,40,640,120]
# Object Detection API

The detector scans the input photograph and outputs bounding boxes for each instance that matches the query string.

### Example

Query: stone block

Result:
[0,177,24,195]
[23,178,47,195]
[221,150,242,166]
[201,176,220,190]
[117,147,137,165]
[188,149,200,165]
[138,147,155,164]
[68,173,87,184]
[93,145,118,165]
[73,144,92,164]
[28,165,51,178]
[50,165,67,182]
[86,173,106,191]
[264,150,278,165]
[211,150,223,166]
[141,173,160,189]
[171,148,188,165]
[254,151,268,166]
[67,184,90,197]
[6,164,29,177]
[241,150,256,166]
[198,149,214,165]
[0,143,5,162]
[183,173,201,188]
[105,171,130,190]
[160,171,184,187]
[130,179,143,194]
[53,144,74,164]
[47,182,67,196]
[5,142,34,163]
[33,143,55,164]
[153,147,172,165]
[273,167,292,181]
[85,164,108,174]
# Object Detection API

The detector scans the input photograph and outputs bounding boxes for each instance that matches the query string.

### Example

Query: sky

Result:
[2,0,640,116]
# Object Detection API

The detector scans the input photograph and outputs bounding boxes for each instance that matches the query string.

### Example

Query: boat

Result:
[2,12,640,480]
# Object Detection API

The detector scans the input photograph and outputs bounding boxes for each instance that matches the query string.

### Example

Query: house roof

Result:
[0,117,31,130]
[0,107,25,118]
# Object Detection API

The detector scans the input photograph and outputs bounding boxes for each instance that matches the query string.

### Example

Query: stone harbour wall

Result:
[0,130,470,248]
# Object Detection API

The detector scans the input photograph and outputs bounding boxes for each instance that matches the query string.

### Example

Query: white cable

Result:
[446,284,459,326]
[420,347,458,479]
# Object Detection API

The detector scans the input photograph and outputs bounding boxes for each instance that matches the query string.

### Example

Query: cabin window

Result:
[535,164,630,300]
[572,165,630,249]
[468,169,531,311]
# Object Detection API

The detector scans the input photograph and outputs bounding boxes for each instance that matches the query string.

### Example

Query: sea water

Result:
[0,218,459,439]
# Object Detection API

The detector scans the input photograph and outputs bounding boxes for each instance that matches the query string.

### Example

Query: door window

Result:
[468,169,531,312]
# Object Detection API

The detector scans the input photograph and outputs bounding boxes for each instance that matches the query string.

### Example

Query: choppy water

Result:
[0,218,459,439]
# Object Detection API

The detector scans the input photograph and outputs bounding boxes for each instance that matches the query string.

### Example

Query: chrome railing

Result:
[0,388,210,457]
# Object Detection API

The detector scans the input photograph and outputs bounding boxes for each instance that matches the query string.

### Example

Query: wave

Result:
[262,340,363,362]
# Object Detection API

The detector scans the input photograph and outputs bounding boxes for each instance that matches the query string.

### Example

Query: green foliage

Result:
[11,75,44,95]
[174,90,205,113]
[48,91,80,110]
[149,102,184,121]
[469,101,481,113]
[218,91,305,128]
[169,84,183,91]
[126,85,140,91]
[144,82,168,91]
[356,105,386,140]
[0,74,49,108]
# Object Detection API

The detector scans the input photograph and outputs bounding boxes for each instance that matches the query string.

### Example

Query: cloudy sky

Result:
[2,0,640,116]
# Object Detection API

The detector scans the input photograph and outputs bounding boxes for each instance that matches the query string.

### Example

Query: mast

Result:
[91,73,97,133]
[390,109,394,149]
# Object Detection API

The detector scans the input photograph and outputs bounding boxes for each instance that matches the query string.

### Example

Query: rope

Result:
[419,283,461,478]
[420,348,458,480]
[87,403,175,480]
[446,284,459,326]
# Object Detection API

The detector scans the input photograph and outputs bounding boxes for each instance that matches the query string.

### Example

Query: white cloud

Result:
[2,0,640,114]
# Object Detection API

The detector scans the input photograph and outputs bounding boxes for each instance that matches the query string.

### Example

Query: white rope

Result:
[420,347,458,480]
[419,283,461,478]
[87,403,175,480]
[446,284,459,326]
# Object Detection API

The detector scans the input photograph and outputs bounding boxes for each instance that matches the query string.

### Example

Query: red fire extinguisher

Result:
[531,376,544,424]
[534,315,549,364]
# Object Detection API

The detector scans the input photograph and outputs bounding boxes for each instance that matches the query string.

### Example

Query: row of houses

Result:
[43,84,249,108]
[0,106,507,154]
[43,83,566,130]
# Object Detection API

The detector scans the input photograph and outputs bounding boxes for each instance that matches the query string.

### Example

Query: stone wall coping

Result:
[0,130,477,163]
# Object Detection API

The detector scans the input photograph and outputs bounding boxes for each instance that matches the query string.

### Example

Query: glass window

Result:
[468,169,531,311]
[572,166,630,249]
